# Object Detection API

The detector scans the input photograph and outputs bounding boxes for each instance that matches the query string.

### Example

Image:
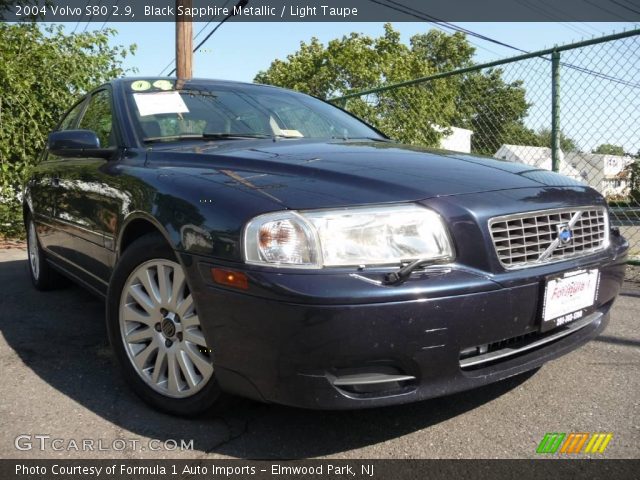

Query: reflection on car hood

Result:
[148,139,587,210]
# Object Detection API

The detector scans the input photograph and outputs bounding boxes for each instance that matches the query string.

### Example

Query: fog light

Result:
[211,268,248,290]
[460,344,489,359]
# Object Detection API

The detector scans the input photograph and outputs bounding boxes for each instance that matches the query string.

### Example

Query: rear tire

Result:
[106,233,226,416]
[26,215,67,291]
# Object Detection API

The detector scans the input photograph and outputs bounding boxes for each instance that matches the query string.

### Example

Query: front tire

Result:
[106,233,225,416]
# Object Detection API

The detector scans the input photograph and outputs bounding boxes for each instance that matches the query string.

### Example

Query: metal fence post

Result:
[551,50,561,173]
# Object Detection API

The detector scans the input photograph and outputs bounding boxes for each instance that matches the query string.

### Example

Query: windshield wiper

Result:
[203,133,306,141]
[202,133,273,139]
[331,136,395,143]
[143,133,273,143]
[383,259,436,285]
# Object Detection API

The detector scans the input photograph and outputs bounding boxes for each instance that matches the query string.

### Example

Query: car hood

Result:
[148,139,587,210]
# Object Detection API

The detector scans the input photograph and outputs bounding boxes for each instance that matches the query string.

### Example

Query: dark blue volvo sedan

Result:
[23,78,628,416]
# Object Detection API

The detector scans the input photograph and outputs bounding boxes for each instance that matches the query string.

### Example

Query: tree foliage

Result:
[593,143,626,156]
[532,128,579,153]
[0,23,136,237]
[255,24,540,154]
[625,160,640,203]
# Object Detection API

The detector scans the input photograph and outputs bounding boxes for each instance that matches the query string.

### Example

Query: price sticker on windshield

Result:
[133,91,189,117]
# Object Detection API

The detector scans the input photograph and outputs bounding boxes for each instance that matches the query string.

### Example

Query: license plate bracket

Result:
[540,269,600,332]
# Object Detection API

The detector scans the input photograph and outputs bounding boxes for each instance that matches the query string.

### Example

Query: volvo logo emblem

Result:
[161,318,176,338]
[557,224,573,245]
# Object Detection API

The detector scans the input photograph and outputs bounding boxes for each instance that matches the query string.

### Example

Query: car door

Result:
[34,98,88,254]
[52,88,122,283]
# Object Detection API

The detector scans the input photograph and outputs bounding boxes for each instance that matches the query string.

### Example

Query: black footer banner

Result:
[2,459,640,480]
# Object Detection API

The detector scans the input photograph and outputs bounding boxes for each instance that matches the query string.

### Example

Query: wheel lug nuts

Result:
[155,323,161,332]
[177,333,183,341]
[165,339,173,347]
[160,308,168,316]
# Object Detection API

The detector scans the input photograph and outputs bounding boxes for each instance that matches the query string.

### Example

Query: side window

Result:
[78,90,115,147]
[58,100,86,131]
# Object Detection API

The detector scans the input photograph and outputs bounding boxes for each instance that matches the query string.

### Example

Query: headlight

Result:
[243,204,454,268]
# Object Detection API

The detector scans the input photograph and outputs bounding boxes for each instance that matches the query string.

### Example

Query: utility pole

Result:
[175,0,193,79]
[551,49,561,173]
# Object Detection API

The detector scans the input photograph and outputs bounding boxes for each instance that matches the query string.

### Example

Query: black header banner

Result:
[2,0,640,22]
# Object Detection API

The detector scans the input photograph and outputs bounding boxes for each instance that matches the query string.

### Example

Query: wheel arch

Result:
[22,193,34,226]
[23,203,31,227]
[116,213,177,260]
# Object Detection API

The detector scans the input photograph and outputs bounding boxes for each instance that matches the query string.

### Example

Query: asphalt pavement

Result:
[0,248,638,460]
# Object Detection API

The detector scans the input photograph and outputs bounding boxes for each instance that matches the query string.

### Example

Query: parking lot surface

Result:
[0,248,638,459]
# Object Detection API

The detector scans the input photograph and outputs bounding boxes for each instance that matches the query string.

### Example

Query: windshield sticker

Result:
[153,80,173,91]
[268,116,304,138]
[280,129,304,138]
[133,91,189,117]
[130,80,152,91]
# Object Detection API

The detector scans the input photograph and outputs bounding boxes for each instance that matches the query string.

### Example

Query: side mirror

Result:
[48,130,115,159]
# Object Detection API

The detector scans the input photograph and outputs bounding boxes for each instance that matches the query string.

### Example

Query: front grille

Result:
[489,206,608,269]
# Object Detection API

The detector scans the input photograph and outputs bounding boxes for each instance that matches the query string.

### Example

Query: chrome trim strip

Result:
[459,311,602,369]
[331,373,416,386]
[45,249,109,286]
[537,210,583,261]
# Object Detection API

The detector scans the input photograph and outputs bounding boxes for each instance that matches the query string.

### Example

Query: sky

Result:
[88,21,639,81]
[60,21,640,153]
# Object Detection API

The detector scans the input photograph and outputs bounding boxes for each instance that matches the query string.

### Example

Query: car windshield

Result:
[124,79,383,144]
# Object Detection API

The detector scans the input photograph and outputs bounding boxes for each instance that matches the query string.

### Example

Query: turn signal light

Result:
[211,268,249,290]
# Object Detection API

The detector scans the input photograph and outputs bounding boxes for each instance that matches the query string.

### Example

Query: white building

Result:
[494,144,583,182]
[494,144,634,198]
[438,126,473,153]
[564,152,634,197]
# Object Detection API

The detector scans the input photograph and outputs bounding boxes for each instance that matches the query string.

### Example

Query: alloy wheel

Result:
[119,259,213,398]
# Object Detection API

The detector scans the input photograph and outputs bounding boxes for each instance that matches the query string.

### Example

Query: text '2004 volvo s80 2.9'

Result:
[23,78,628,416]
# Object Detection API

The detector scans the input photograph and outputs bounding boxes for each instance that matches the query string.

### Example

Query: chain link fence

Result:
[330,29,640,282]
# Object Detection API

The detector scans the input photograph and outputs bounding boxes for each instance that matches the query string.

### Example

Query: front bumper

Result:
[182,232,628,409]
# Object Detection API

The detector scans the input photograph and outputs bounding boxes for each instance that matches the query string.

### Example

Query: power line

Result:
[618,0,640,9]
[194,0,232,41]
[165,0,248,77]
[608,0,640,16]
[72,0,92,34]
[158,0,234,76]
[583,0,630,20]
[371,0,528,52]
[515,0,596,37]
[158,54,176,77]
[167,19,228,76]
[82,0,103,33]
[360,0,504,57]
[99,0,120,31]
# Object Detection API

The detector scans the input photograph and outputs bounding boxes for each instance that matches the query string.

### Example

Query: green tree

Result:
[593,144,626,156]
[0,23,136,237]
[626,160,640,203]
[255,24,536,153]
[533,128,579,152]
